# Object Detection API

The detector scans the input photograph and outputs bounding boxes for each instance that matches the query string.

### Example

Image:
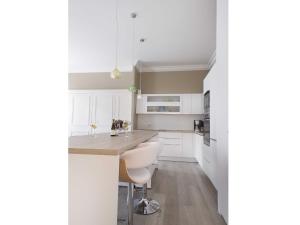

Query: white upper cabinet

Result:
[181,94,192,114]
[69,93,93,136]
[191,94,204,114]
[118,93,133,121]
[136,95,147,114]
[136,94,203,114]
[69,90,133,136]
[94,94,113,133]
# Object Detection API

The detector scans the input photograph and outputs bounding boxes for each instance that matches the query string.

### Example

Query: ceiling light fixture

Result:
[111,0,120,79]
[137,38,145,100]
[137,61,142,99]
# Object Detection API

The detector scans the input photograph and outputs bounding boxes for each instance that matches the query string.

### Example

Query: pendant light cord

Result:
[131,15,136,66]
[115,0,119,67]
[139,61,142,91]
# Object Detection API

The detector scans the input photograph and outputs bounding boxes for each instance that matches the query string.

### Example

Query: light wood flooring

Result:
[133,161,227,225]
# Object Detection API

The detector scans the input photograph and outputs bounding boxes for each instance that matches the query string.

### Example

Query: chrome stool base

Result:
[134,198,160,215]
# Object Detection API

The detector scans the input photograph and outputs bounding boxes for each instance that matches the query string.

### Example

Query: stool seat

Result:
[119,142,160,224]
[127,168,151,184]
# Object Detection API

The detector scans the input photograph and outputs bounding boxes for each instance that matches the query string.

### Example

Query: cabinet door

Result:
[193,134,203,166]
[181,94,192,114]
[136,95,147,114]
[202,143,211,177]
[182,133,194,157]
[118,92,132,121]
[191,94,203,114]
[159,132,182,157]
[209,140,218,188]
[202,140,217,188]
[94,94,113,133]
[160,144,182,157]
[69,93,93,136]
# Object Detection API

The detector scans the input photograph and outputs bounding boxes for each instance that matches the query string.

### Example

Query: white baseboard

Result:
[158,156,198,163]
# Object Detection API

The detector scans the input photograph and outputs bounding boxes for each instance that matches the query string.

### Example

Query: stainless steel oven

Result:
[203,90,210,146]
[204,91,210,114]
[203,114,210,146]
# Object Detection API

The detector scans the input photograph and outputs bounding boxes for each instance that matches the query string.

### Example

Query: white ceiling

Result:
[69,0,216,73]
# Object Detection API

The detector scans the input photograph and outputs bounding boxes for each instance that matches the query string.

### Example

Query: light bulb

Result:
[111,68,121,79]
[137,89,142,99]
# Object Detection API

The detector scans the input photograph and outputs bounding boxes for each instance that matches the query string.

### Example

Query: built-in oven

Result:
[203,90,210,146]
[203,114,210,146]
[204,91,210,114]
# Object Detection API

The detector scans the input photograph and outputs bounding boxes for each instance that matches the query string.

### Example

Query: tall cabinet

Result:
[69,90,133,136]
[203,65,218,188]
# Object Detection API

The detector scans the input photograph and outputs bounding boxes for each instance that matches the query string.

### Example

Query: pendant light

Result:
[137,38,145,99]
[128,12,138,94]
[111,0,120,79]
[137,61,142,99]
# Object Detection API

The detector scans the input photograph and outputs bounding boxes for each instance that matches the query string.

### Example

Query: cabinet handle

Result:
[160,137,180,140]
[210,138,217,142]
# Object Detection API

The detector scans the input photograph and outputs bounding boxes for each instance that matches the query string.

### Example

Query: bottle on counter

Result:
[111,119,117,136]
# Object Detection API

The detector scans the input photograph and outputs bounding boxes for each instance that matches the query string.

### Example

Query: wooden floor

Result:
[134,161,227,225]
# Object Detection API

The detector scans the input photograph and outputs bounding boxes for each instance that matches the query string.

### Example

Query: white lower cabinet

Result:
[159,132,182,157]
[158,132,203,162]
[182,133,194,157]
[202,140,218,188]
[157,130,218,189]
[160,144,182,157]
[193,134,203,167]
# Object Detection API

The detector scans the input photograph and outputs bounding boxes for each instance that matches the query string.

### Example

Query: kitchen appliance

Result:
[194,120,204,133]
[203,114,210,146]
[204,91,210,114]
[203,90,210,146]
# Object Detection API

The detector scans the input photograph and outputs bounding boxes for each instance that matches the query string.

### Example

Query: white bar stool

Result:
[119,143,160,225]
[134,142,161,215]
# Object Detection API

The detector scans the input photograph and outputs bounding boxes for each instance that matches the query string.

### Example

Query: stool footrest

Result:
[134,198,160,215]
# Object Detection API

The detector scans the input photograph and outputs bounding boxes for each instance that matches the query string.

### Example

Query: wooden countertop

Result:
[68,130,158,156]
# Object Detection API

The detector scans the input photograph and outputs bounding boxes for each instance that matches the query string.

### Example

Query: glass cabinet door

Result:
[147,96,180,102]
[147,106,180,113]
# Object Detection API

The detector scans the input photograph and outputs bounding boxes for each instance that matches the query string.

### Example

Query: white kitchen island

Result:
[69,130,157,225]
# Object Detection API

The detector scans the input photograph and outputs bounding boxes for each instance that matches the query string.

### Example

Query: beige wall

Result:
[137,70,208,94]
[69,72,134,89]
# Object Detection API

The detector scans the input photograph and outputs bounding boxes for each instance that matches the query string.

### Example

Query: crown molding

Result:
[208,50,216,69]
[139,64,209,72]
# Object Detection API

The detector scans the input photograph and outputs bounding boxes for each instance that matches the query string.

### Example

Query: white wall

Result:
[69,0,134,72]
[216,0,228,222]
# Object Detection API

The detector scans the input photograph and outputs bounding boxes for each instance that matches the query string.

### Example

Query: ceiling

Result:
[69,0,216,73]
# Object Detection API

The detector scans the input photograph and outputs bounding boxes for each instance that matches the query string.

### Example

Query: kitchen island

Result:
[69,130,158,225]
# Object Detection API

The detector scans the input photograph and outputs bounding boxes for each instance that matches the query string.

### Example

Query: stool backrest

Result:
[121,142,160,169]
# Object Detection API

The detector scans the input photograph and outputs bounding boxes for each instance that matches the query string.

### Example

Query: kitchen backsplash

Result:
[137,114,204,131]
